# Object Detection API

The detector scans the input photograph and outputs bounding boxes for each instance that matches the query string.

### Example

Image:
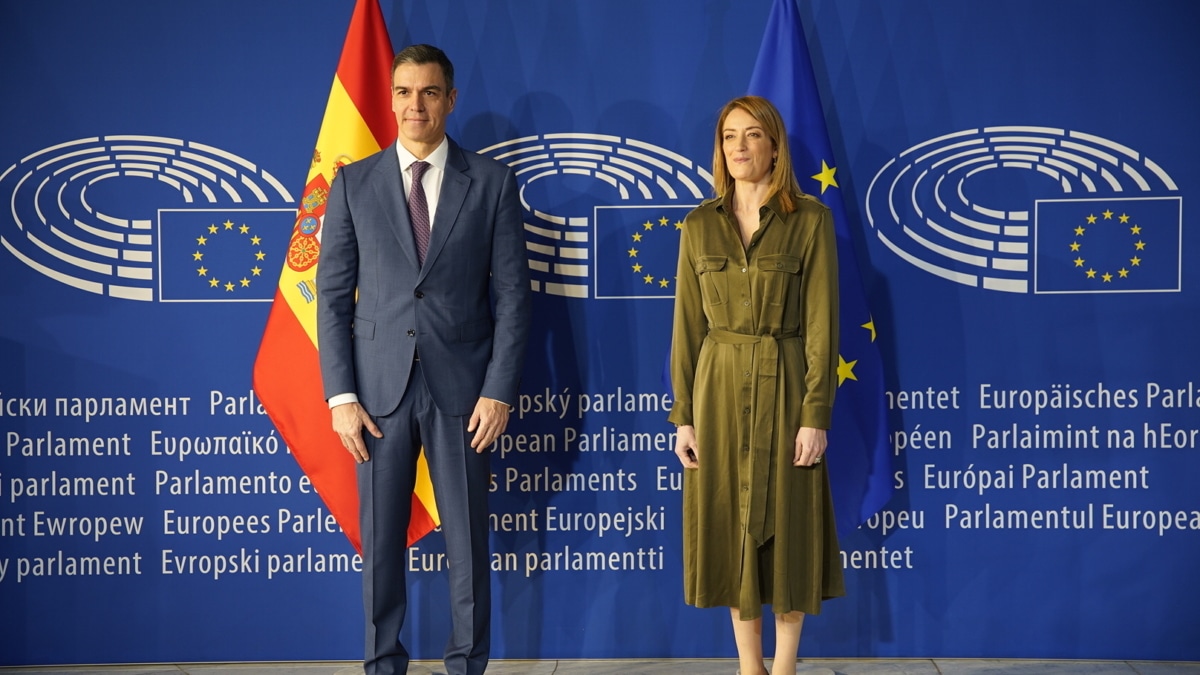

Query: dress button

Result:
[741,267,747,273]
[742,407,750,414]
[743,300,750,306]
[776,262,783,268]
[415,291,424,299]
[741,446,749,453]
[407,329,415,337]
[744,371,751,377]
[741,484,748,491]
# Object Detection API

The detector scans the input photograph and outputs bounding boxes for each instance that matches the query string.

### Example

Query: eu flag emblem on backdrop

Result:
[749,0,893,536]
[594,205,691,299]
[1034,197,1182,293]
[158,209,293,302]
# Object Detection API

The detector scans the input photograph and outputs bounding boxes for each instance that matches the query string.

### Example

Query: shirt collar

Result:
[715,190,788,220]
[396,137,450,174]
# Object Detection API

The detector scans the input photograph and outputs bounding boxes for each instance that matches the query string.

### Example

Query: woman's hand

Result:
[793,426,827,467]
[675,424,699,469]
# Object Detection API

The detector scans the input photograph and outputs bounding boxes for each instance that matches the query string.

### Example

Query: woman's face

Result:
[722,107,776,186]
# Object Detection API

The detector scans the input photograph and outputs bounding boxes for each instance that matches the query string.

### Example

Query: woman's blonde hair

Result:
[711,95,803,214]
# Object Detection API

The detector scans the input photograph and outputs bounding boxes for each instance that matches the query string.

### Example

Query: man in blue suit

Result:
[316,44,531,675]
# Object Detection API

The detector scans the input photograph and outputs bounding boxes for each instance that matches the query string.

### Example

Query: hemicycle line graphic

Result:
[865,126,1180,293]
[1,135,293,301]
[481,133,712,299]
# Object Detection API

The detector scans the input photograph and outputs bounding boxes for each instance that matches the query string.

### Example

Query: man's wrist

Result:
[482,396,514,412]
[328,393,359,409]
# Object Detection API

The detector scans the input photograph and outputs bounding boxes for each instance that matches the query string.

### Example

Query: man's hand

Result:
[331,402,382,464]
[468,397,509,452]
[674,424,698,469]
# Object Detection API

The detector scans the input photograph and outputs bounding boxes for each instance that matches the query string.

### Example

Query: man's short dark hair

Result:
[392,44,455,91]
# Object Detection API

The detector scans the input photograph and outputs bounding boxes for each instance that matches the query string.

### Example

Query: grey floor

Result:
[1,660,1199,675]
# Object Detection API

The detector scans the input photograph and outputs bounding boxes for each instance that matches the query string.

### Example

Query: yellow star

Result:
[192,251,204,261]
[251,266,262,276]
[1102,210,1113,220]
[811,160,838,195]
[197,235,208,245]
[239,224,250,234]
[208,278,220,288]
[1118,268,1129,278]
[225,281,236,291]
[1130,225,1141,235]
[632,233,643,242]
[224,220,235,230]
[1073,257,1085,267]
[1086,269,1097,279]
[240,277,251,287]
[1074,226,1085,236]
[1119,214,1130,223]
[196,266,208,276]
[659,278,670,288]
[658,216,669,226]
[632,263,643,273]
[861,318,876,342]
[1130,256,1141,266]
[1102,272,1113,282]
[251,235,262,245]
[1135,241,1146,251]
[1069,242,1081,252]
[837,354,858,386]
[643,274,654,284]
[1086,214,1097,224]
[627,247,638,258]
[643,221,654,231]
[674,220,683,230]
[208,224,219,234]
[255,251,266,260]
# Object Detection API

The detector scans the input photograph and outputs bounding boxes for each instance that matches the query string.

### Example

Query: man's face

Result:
[391,61,457,154]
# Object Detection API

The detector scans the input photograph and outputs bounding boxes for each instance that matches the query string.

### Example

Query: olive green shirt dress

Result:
[668,191,846,618]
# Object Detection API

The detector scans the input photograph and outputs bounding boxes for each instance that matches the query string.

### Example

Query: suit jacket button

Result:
[414,291,424,299]
[407,329,415,337]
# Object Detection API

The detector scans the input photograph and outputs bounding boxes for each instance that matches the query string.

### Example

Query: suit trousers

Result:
[358,360,492,675]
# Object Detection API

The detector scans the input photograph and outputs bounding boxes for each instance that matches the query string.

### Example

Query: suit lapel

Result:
[419,139,470,279]
[370,144,420,270]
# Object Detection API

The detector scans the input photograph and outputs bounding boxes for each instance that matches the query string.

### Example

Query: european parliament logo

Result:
[158,209,294,302]
[864,126,1182,294]
[594,206,690,299]
[480,133,712,300]
[0,135,294,301]
[1034,198,1181,293]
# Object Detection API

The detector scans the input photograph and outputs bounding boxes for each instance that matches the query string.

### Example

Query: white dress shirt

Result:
[396,137,449,230]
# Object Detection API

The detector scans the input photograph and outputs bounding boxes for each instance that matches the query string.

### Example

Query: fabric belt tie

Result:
[705,327,800,544]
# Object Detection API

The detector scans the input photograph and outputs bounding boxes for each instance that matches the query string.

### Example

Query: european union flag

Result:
[158,209,293,302]
[1034,197,1182,294]
[749,0,893,536]
[594,205,690,299]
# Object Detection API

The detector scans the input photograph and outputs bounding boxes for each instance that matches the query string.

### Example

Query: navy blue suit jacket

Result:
[316,138,531,417]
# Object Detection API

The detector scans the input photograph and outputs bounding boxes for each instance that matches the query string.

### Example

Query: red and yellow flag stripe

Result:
[253,0,438,552]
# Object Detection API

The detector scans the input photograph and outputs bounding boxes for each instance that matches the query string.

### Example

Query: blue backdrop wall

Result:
[1,0,1197,665]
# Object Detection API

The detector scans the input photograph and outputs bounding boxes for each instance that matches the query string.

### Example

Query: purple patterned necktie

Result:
[408,160,431,265]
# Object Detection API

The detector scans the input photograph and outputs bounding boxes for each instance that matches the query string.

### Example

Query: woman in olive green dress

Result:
[669,95,845,675]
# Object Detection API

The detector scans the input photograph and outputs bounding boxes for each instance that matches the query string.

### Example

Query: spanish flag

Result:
[253,0,439,552]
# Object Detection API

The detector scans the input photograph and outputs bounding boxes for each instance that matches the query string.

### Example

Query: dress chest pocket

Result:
[696,255,729,307]
[757,254,801,307]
